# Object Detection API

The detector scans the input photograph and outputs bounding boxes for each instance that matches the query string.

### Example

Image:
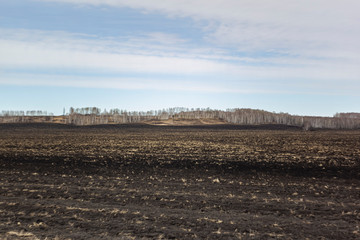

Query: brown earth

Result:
[143,118,229,126]
[0,123,359,239]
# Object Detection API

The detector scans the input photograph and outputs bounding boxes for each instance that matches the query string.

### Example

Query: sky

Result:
[0,0,359,116]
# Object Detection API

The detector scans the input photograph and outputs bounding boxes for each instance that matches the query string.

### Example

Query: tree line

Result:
[1,107,360,130]
[1,110,52,116]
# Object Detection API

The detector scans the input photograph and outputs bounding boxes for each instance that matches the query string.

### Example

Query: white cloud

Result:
[2,70,358,96]
[2,1,360,97]
[144,32,188,45]
[0,72,269,94]
[0,30,232,75]
[37,1,360,35]
[32,1,360,75]
[1,28,359,81]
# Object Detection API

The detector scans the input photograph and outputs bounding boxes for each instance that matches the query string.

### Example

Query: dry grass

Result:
[144,118,228,125]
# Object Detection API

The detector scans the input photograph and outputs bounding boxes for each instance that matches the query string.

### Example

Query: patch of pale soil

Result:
[144,118,228,126]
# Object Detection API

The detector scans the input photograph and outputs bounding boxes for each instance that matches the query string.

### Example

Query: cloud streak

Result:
[1,0,359,96]
[1,28,359,81]
[33,1,360,69]
[37,0,360,51]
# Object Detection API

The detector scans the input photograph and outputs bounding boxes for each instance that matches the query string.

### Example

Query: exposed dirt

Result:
[143,118,229,126]
[0,124,359,239]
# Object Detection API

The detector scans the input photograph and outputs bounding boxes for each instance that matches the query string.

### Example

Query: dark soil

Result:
[0,124,359,239]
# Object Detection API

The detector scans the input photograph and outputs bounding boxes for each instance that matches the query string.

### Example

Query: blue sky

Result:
[1,0,359,116]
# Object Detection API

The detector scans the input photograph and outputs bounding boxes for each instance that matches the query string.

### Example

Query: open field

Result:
[0,123,359,239]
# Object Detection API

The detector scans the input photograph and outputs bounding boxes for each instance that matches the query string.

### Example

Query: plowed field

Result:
[0,124,359,239]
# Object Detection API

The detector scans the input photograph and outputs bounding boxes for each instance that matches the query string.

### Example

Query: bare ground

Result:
[0,124,359,239]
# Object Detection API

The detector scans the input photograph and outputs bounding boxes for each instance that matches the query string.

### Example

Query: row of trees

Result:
[0,110,52,116]
[334,112,360,119]
[0,116,54,124]
[0,110,54,124]
[68,107,205,117]
[66,107,360,129]
[1,107,360,130]
[175,108,360,130]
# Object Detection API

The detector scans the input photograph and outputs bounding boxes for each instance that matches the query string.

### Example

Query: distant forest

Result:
[1,107,360,130]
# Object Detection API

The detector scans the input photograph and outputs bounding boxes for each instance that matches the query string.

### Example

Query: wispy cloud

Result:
[1,27,359,77]
[0,29,232,75]
[0,27,359,96]
[0,72,275,94]
[1,0,359,96]
[36,0,360,62]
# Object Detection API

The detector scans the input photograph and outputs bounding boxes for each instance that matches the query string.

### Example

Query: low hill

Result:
[1,108,360,130]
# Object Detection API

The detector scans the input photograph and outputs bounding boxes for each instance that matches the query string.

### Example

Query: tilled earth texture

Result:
[0,123,359,239]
